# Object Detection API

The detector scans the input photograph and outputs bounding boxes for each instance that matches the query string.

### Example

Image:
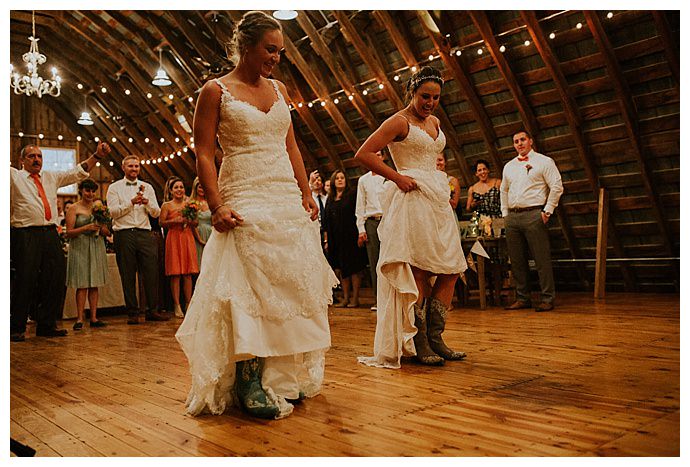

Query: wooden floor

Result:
[10,292,679,457]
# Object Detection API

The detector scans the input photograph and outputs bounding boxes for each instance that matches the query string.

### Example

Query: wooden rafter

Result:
[469,11,540,137]
[295,12,379,130]
[521,11,637,291]
[585,11,675,257]
[651,12,679,91]
[282,34,361,155]
[166,11,218,62]
[416,10,504,174]
[59,14,197,180]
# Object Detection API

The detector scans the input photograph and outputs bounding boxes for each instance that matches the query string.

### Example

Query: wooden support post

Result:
[477,254,487,310]
[594,188,609,299]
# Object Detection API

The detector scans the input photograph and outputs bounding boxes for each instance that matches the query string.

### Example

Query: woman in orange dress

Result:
[160,177,199,317]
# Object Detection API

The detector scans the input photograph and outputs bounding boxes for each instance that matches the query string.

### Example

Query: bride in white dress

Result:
[176,11,337,419]
[355,67,468,369]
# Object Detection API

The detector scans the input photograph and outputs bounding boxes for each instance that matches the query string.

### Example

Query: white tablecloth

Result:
[62,253,134,318]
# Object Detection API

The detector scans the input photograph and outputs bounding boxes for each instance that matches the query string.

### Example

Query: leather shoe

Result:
[535,302,554,312]
[145,311,171,321]
[10,333,25,342]
[36,328,68,337]
[504,300,532,310]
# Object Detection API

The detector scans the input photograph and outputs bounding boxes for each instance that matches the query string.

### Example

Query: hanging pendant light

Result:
[152,49,172,86]
[273,10,298,21]
[77,94,94,125]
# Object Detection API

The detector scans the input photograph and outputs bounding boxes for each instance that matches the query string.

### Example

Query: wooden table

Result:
[461,235,508,309]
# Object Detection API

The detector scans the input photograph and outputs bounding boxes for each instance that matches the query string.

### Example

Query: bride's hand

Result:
[212,205,244,232]
[303,195,319,221]
[395,174,418,193]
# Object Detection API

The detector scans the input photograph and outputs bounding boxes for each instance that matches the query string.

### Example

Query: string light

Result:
[94,136,99,142]
[111,137,117,143]
[77,83,83,90]
[393,75,400,81]
[146,92,152,99]
[308,102,313,108]
[101,87,107,93]
[607,12,614,19]
[320,101,326,107]
[576,22,583,29]
[477,48,483,55]
[18,131,24,137]
[38,133,44,139]
[76,136,82,141]
[188,96,193,102]
[57,134,63,140]
[333,98,339,104]
[125,89,131,95]
[128,137,133,143]
[428,54,434,61]
[378,83,384,90]
[348,95,354,101]
[549,32,556,39]
[499,45,506,52]
[168,94,174,100]
[159,137,165,143]
[524,40,531,46]
[362,89,368,96]
[144,137,150,143]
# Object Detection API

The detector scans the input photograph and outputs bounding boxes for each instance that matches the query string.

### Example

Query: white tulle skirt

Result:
[358,168,467,369]
[176,189,337,418]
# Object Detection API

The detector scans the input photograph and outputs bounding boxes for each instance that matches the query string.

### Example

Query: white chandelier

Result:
[10,11,61,98]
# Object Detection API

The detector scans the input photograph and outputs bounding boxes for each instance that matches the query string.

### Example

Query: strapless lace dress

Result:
[358,121,467,369]
[176,79,338,418]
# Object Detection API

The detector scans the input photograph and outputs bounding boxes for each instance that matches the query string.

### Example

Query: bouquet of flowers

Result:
[181,199,200,222]
[92,200,111,224]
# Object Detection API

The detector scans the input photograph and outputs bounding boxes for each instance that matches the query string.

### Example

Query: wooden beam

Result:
[469,11,540,137]
[282,34,361,154]
[416,10,504,174]
[594,188,609,299]
[166,11,218,62]
[521,10,636,292]
[585,11,675,257]
[651,12,679,91]
[272,65,345,172]
[371,10,473,187]
[295,12,379,130]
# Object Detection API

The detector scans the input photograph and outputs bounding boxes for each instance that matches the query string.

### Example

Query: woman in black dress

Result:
[323,170,368,307]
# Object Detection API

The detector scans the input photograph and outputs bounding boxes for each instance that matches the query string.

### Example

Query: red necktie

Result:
[30,173,52,221]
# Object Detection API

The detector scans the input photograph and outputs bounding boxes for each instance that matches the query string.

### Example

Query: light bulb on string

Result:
[524,40,530,46]
[499,45,506,52]
[549,32,556,39]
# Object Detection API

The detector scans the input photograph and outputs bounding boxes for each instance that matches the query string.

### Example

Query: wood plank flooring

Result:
[9,292,679,456]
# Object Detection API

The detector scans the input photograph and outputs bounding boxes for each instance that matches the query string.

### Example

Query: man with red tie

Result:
[500,130,563,312]
[10,142,109,341]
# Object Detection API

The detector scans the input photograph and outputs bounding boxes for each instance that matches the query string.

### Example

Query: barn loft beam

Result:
[585,11,675,257]
[296,11,379,130]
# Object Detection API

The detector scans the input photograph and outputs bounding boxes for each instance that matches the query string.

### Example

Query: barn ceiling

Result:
[9,10,680,291]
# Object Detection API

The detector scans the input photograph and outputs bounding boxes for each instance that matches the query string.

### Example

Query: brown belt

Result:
[509,205,543,213]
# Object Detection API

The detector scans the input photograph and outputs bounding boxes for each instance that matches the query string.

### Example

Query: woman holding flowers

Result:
[160,177,199,318]
[65,178,110,330]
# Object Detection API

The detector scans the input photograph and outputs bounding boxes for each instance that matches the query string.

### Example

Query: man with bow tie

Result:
[10,142,110,342]
[309,170,328,251]
[500,130,563,312]
[106,155,169,324]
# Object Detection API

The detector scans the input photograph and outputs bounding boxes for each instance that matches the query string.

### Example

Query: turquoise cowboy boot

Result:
[235,358,280,419]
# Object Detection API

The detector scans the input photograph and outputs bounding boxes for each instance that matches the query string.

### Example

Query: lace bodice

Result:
[388,123,447,172]
[214,79,295,203]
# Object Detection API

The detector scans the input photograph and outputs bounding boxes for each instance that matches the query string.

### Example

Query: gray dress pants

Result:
[505,210,555,303]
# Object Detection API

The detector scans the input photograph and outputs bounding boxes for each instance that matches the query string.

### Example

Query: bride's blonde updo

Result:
[227,11,282,64]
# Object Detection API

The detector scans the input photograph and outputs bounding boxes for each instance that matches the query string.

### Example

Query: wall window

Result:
[42,147,78,195]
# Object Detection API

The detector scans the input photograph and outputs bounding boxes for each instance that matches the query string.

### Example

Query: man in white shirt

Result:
[10,142,110,341]
[309,170,328,251]
[500,130,564,312]
[106,155,169,324]
[355,151,387,312]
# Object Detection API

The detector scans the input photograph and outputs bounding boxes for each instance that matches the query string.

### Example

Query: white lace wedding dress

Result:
[358,118,468,369]
[176,79,337,418]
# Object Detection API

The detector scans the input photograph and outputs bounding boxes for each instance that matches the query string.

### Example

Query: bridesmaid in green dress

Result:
[65,179,110,330]
[190,177,212,268]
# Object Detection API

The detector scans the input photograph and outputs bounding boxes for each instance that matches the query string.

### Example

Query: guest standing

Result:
[65,178,109,330]
[355,151,386,312]
[106,155,169,324]
[355,66,468,368]
[324,170,368,308]
[309,170,328,251]
[10,142,109,341]
[467,159,502,218]
[501,130,563,312]
[160,177,199,318]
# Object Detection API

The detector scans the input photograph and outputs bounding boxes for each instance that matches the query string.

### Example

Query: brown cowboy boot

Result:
[427,297,466,360]
[412,302,444,366]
